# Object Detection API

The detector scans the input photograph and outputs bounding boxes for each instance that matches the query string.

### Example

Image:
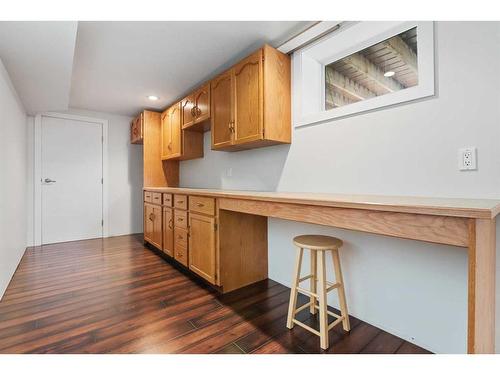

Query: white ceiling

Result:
[0,21,311,117]
[0,21,78,114]
[70,21,311,116]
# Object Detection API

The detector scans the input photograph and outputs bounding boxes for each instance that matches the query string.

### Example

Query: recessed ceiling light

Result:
[147,95,159,101]
[384,71,395,77]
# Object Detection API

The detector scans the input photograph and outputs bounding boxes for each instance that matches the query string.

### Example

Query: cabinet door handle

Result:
[149,213,155,221]
[168,219,173,229]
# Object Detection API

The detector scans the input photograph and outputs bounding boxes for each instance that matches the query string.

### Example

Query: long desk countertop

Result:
[144,187,500,219]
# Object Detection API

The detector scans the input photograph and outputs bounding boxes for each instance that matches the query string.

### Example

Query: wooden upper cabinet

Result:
[162,103,182,159]
[170,103,182,158]
[130,112,143,144]
[162,101,203,161]
[233,49,263,145]
[193,83,210,124]
[181,95,195,129]
[211,70,233,149]
[211,45,291,151]
[160,108,172,159]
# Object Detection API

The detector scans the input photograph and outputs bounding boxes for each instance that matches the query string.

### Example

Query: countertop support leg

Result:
[467,218,496,354]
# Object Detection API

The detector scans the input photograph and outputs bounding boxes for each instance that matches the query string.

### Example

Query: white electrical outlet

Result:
[459,147,477,171]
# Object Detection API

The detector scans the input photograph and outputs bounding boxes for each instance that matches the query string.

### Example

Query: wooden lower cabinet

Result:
[144,190,268,293]
[188,213,217,284]
[144,202,162,249]
[162,207,174,257]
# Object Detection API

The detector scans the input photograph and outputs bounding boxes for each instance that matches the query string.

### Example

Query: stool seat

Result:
[293,235,343,250]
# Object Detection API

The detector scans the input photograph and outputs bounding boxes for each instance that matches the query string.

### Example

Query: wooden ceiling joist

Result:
[325,67,376,101]
[342,53,404,93]
[381,36,418,75]
[326,89,355,109]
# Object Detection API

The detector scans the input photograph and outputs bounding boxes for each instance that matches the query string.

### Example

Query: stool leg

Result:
[287,247,304,329]
[310,250,317,315]
[332,248,350,331]
[318,250,329,350]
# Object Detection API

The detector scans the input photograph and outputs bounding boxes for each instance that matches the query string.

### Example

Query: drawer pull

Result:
[177,200,184,204]
[177,235,183,239]
[177,253,183,257]
[168,219,173,229]
[196,202,204,207]
[178,217,184,221]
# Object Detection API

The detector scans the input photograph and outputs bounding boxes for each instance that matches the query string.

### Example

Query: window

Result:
[324,27,418,110]
[293,22,434,127]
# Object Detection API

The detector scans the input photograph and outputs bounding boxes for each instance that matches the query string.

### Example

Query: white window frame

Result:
[293,21,435,128]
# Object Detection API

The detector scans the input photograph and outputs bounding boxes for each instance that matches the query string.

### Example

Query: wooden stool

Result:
[286,235,350,350]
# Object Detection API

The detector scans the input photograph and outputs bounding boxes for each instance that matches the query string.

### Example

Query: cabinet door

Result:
[162,207,174,257]
[211,71,233,149]
[188,213,216,284]
[130,113,143,144]
[233,49,263,144]
[144,203,154,243]
[181,95,195,129]
[152,204,163,249]
[193,83,210,124]
[161,109,171,159]
[170,103,182,158]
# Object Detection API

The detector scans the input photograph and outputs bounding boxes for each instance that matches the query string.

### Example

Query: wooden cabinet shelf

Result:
[211,45,291,151]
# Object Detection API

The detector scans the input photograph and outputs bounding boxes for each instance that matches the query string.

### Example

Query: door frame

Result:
[33,112,109,246]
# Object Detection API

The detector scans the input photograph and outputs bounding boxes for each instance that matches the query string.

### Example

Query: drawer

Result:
[174,227,188,248]
[189,196,215,216]
[163,193,173,207]
[174,194,188,210]
[144,191,152,203]
[174,242,188,267]
[152,192,162,205]
[174,209,188,229]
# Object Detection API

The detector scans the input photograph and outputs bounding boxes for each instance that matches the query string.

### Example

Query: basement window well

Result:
[293,22,435,127]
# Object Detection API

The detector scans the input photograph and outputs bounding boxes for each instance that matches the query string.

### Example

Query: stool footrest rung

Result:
[328,316,345,330]
[296,287,318,298]
[311,304,343,320]
[294,301,313,314]
[326,282,341,292]
[292,319,321,337]
[298,274,313,283]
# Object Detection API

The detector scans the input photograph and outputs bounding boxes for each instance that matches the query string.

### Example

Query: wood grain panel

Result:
[219,198,469,247]
[467,218,496,353]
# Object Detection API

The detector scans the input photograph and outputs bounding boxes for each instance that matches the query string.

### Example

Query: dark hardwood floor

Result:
[0,234,431,354]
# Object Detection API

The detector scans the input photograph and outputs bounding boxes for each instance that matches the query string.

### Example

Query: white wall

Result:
[0,58,27,300]
[180,22,500,353]
[26,108,143,245]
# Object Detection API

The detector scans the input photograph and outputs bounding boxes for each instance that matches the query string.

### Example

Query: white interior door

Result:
[41,116,103,244]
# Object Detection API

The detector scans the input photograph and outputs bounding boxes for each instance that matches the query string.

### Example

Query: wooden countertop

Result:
[143,187,500,219]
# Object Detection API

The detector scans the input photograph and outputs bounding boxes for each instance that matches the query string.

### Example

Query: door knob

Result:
[44,178,56,183]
